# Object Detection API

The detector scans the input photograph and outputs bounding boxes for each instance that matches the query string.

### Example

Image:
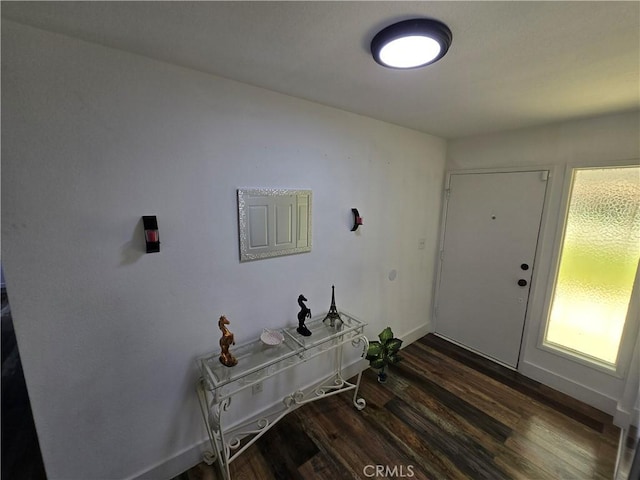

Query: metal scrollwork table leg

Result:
[196,318,369,480]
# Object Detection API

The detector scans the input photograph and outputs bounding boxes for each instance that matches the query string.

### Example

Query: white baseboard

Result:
[129,358,368,480]
[128,438,210,480]
[519,360,618,415]
[400,321,431,347]
[131,325,431,480]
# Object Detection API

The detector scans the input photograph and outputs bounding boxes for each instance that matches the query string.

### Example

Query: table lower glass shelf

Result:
[195,311,368,480]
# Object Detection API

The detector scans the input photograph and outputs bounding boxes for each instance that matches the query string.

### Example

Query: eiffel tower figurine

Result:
[323,285,342,328]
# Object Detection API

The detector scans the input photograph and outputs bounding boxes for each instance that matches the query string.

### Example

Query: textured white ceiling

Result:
[2,1,639,138]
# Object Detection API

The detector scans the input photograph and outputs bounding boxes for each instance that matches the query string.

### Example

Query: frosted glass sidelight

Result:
[545,166,640,365]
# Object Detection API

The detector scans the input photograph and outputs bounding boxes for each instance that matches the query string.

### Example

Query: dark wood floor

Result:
[179,334,620,480]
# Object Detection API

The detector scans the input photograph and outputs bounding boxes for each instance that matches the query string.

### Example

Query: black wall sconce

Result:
[142,216,160,253]
[351,208,363,231]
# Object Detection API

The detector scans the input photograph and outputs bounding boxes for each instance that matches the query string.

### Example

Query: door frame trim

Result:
[433,165,556,369]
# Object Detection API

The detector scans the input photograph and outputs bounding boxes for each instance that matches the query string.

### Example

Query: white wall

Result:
[447,111,640,414]
[1,21,446,480]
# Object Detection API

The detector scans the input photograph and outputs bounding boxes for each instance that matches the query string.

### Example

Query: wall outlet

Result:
[252,382,263,395]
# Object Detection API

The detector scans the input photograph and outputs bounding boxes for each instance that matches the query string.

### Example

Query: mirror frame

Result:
[237,188,312,262]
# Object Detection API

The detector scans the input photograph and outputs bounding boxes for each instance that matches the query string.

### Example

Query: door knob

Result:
[518,279,528,287]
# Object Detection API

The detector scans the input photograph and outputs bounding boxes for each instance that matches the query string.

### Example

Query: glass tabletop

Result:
[199,311,365,390]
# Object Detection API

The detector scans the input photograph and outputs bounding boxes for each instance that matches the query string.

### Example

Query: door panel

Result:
[435,171,548,367]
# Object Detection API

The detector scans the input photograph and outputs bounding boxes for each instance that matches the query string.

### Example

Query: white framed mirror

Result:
[237,188,312,262]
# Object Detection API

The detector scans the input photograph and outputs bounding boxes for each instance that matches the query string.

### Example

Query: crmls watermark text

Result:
[363,464,415,478]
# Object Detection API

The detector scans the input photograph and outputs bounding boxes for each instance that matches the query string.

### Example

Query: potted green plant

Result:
[366,327,402,383]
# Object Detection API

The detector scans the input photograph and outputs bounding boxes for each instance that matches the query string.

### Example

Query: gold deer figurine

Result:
[218,315,238,367]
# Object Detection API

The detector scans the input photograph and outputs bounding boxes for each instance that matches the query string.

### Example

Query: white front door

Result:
[435,171,548,367]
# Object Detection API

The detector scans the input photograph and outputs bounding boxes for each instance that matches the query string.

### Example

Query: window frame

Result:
[537,161,640,378]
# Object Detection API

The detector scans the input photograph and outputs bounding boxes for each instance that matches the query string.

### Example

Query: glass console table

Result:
[196,311,368,480]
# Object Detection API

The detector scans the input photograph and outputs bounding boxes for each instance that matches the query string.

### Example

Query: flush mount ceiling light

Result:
[371,18,452,69]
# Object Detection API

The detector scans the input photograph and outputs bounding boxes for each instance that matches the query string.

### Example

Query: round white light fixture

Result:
[371,18,452,69]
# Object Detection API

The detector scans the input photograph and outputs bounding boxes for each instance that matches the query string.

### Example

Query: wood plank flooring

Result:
[178,333,620,480]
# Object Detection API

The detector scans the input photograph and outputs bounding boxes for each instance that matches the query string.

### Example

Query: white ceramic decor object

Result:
[260,329,284,346]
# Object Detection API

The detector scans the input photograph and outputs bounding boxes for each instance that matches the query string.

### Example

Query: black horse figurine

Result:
[297,295,312,336]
